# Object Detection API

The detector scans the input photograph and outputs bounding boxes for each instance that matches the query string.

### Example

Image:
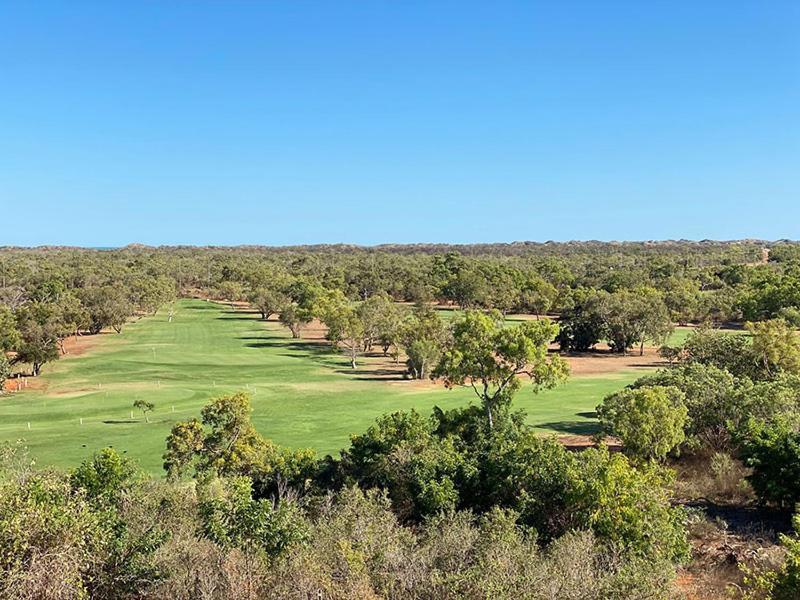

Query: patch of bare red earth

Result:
[2,334,103,394]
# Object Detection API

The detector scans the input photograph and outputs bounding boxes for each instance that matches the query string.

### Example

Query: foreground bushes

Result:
[0,454,678,599]
[0,389,693,599]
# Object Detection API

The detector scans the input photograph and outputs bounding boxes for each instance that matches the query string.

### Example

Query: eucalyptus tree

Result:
[435,311,569,428]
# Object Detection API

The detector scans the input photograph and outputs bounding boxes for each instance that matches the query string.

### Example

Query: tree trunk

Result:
[485,401,494,429]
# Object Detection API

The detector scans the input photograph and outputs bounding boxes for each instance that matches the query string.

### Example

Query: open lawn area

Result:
[0,299,644,474]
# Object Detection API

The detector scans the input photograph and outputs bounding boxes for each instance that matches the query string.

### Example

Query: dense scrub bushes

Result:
[599,326,800,514]
[0,445,681,600]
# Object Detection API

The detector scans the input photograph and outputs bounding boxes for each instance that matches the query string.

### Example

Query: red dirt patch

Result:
[243,302,668,384]
[2,333,106,395]
[59,333,104,357]
[557,435,622,452]
[560,346,665,376]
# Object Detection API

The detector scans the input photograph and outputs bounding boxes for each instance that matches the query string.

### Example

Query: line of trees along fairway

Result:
[0,263,176,380]
[4,241,800,379]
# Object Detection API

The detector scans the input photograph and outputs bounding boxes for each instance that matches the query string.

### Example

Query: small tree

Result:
[747,318,800,377]
[597,386,688,462]
[133,399,155,423]
[435,311,569,429]
[80,286,132,334]
[163,418,205,478]
[13,302,60,376]
[248,287,288,321]
[357,293,404,354]
[401,304,448,377]
[316,290,367,368]
[0,355,10,394]
[658,344,684,366]
[279,304,312,339]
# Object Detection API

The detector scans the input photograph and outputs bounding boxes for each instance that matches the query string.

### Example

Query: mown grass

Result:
[0,299,644,474]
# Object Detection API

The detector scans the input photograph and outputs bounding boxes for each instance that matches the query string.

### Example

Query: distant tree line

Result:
[5,241,800,382]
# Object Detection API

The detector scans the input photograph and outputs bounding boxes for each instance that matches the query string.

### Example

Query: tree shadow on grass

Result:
[219,315,263,321]
[184,304,219,311]
[333,367,407,381]
[536,420,600,436]
[102,418,172,425]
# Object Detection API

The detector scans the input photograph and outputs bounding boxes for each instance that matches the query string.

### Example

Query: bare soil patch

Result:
[559,346,665,376]
[250,304,668,384]
[557,434,622,452]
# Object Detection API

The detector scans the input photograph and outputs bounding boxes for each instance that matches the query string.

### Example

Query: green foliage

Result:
[0,470,108,598]
[248,286,288,320]
[0,448,169,598]
[738,419,800,510]
[558,287,673,354]
[278,303,312,338]
[0,304,19,352]
[198,476,307,556]
[340,406,688,564]
[631,362,800,452]
[0,355,9,393]
[164,393,318,497]
[133,398,155,422]
[317,289,367,368]
[80,285,133,334]
[342,410,462,519]
[747,318,800,377]
[573,447,689,562]
[681,327,760,379]
[435,311,569,428]
[557,288,607,351]
[70,447,139,505]
[198,391,272,477]
[163,418,204,478]
[597,386,688,461]
[632,363,738,449]
[401,303,447,379]
[12,301,61,376]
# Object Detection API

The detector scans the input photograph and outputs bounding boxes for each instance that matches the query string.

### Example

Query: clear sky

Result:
[1,1,798,246]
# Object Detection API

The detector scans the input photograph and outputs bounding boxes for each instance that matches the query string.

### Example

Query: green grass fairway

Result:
[0,300,643,474]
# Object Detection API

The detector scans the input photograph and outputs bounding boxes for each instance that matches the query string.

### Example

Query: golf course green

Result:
[0,299,643,474]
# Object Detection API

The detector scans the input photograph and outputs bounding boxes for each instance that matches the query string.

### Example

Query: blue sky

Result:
[1,1,798,246]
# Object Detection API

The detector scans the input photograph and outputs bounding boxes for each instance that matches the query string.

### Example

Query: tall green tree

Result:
[435,311,569,428]
[13,301,61,376]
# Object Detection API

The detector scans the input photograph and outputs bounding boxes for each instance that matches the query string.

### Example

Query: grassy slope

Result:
[0,300,642,474]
